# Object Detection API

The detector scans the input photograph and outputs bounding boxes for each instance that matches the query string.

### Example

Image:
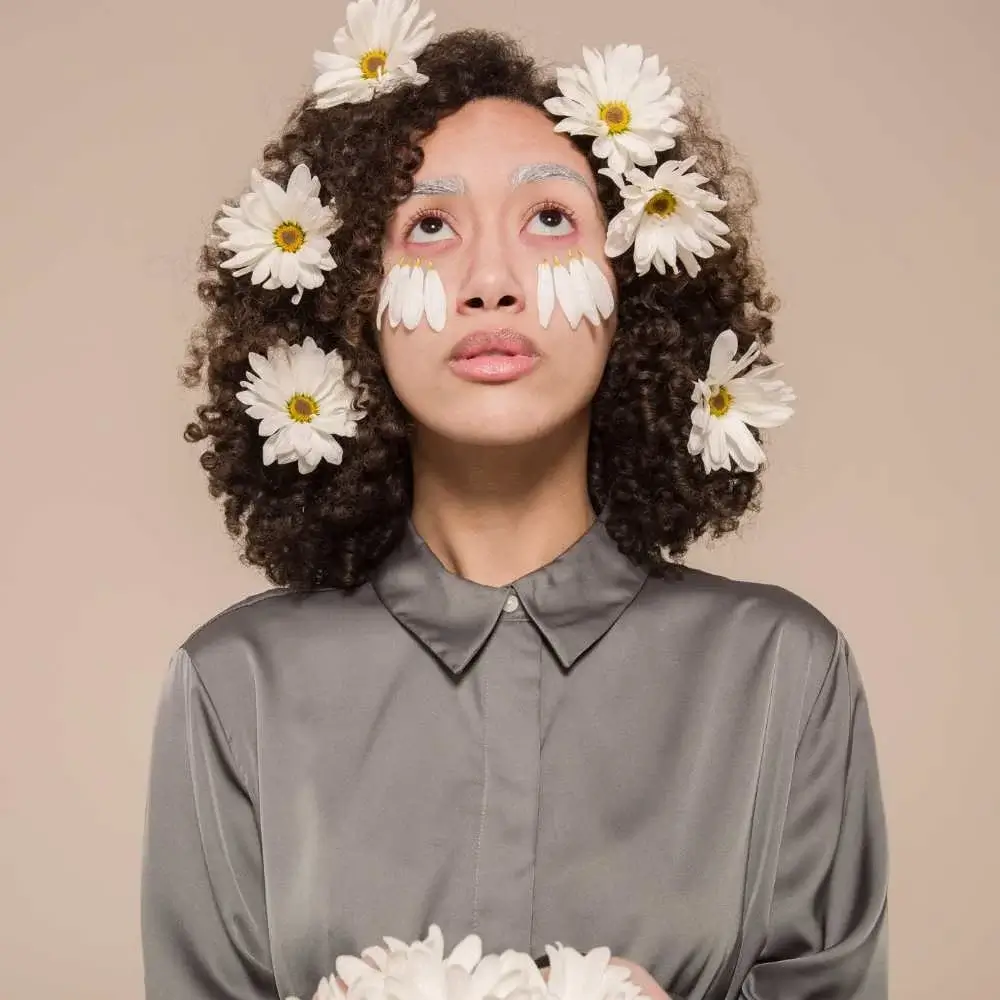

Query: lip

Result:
[448,328,541,361]
[447,328,541,384]
[450,354,540,383]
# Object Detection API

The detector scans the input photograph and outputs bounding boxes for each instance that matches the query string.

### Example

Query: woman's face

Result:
[377,97,617,447]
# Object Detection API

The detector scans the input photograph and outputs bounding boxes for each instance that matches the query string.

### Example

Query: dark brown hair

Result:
[182,28,778,591]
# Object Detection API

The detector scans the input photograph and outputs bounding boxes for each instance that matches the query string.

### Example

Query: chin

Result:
[421,401,571,448]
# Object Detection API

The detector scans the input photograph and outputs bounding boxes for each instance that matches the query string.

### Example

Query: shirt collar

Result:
[371,505,650,676]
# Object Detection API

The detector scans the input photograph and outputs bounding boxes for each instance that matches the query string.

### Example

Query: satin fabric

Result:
[141,511,887,1000]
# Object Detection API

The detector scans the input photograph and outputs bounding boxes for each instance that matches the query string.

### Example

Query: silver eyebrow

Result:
[510,162,593,191]
[410,175,466,197]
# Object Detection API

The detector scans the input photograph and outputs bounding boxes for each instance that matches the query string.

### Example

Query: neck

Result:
[409,413,597,587]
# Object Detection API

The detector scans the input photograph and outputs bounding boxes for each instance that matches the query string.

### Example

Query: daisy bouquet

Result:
[290,926,652,1000]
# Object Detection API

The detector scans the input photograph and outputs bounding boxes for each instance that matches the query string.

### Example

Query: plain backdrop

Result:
[2,0,997,996]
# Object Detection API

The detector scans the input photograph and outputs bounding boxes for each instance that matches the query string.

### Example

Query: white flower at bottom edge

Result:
[602,157,730,278]
[236,336,367,474]
[313,0,436,108]
[337,925,479,994]
[466,949,547,1000]
[544,944,648,1000]
[688,329,796,474]
[216,163,340,305]
[337,927,545,1000]
[537,251,616,329]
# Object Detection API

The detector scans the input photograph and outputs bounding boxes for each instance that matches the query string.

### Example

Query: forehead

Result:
[415,98,593,184]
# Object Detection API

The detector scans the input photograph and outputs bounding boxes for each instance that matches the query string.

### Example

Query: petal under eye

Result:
[526,208,574,237]
[408,216,455,244]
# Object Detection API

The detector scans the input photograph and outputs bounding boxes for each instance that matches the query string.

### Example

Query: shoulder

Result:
[652,563,840,645]
[175,582,382,722]
[640,564,850,725]
[182,582,382,660]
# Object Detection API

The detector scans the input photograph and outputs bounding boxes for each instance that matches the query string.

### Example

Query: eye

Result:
[406,213,456,244]
[525,204,576,237]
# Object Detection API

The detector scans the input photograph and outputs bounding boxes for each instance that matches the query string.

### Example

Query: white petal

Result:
[388,263,409,327]
[552,116,599,139]
[361,945,390,971]
[707,330,740,381]
[423,265,447,331]
[580,254,616,318]
[376,267,395,327]
[687,419,706,458]
[317,431,346,468]
[677,247,702,278]
[568,255,599,325]
[597,166,627,192]
[345,0,374,47]
[261,432,280,466]
[536,261,555,328]
[257,411,290,437]
[604,207,642,257]
[337,954,378,988]
[220,246,268,271]
[635,222,667,273]
[446,934,482,972]
[704,421,732,472]
[553,259,583,329]
[277,250,299,288]
[723,415,767,471]
[615,130,658,166]
[722,342,763,383]
[581,46,610,102]
[603,140,628,176]
[401,263,426,329]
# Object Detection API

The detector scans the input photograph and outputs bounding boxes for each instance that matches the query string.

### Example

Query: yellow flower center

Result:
[599,101,632,134]
[287,393,319,423]
[360,50,388,79]
[274,221,306,253]
[708,385,732,418]
[645,190,678,218]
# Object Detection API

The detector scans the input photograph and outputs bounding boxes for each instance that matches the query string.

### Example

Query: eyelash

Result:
[402,199,580,240]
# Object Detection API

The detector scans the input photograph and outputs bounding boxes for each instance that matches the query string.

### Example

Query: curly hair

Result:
[182,28,778,592]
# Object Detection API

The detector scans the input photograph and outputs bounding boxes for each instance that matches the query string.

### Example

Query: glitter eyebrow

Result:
[409,176,467,197]
[510,162,593,191]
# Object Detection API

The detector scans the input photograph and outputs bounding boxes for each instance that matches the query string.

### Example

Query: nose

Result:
[455,235,526,317]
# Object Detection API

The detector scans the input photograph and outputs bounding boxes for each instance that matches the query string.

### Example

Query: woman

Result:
[141,4,888,999]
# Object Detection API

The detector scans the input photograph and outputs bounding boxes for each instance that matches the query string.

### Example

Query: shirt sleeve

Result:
[740,633,889,1000]
[141,647,279,1000]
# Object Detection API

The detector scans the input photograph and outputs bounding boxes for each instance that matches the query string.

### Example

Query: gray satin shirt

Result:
[141,510,888,1000]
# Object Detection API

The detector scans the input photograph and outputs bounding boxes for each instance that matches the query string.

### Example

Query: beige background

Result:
[1,0,996,996]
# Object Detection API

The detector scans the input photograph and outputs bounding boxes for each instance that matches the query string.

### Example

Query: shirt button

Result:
[503,593,520,614]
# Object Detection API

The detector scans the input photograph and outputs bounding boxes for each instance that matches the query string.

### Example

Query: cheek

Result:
[375,325,449,423]
[377,326,428,380]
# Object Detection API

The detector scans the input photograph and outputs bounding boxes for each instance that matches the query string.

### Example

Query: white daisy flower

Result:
[537,251,615,330]
[236,337,367,474]
[544,945,647,1000]
[313,0,436,109]
[601,157,730,278]
[337,925,478,992]
[337,926,537,1000]
[377,257,447,331]
[688,329,796,474]
[466,950,547,1000]
[217,164,340,305]
[543,44,685,176]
